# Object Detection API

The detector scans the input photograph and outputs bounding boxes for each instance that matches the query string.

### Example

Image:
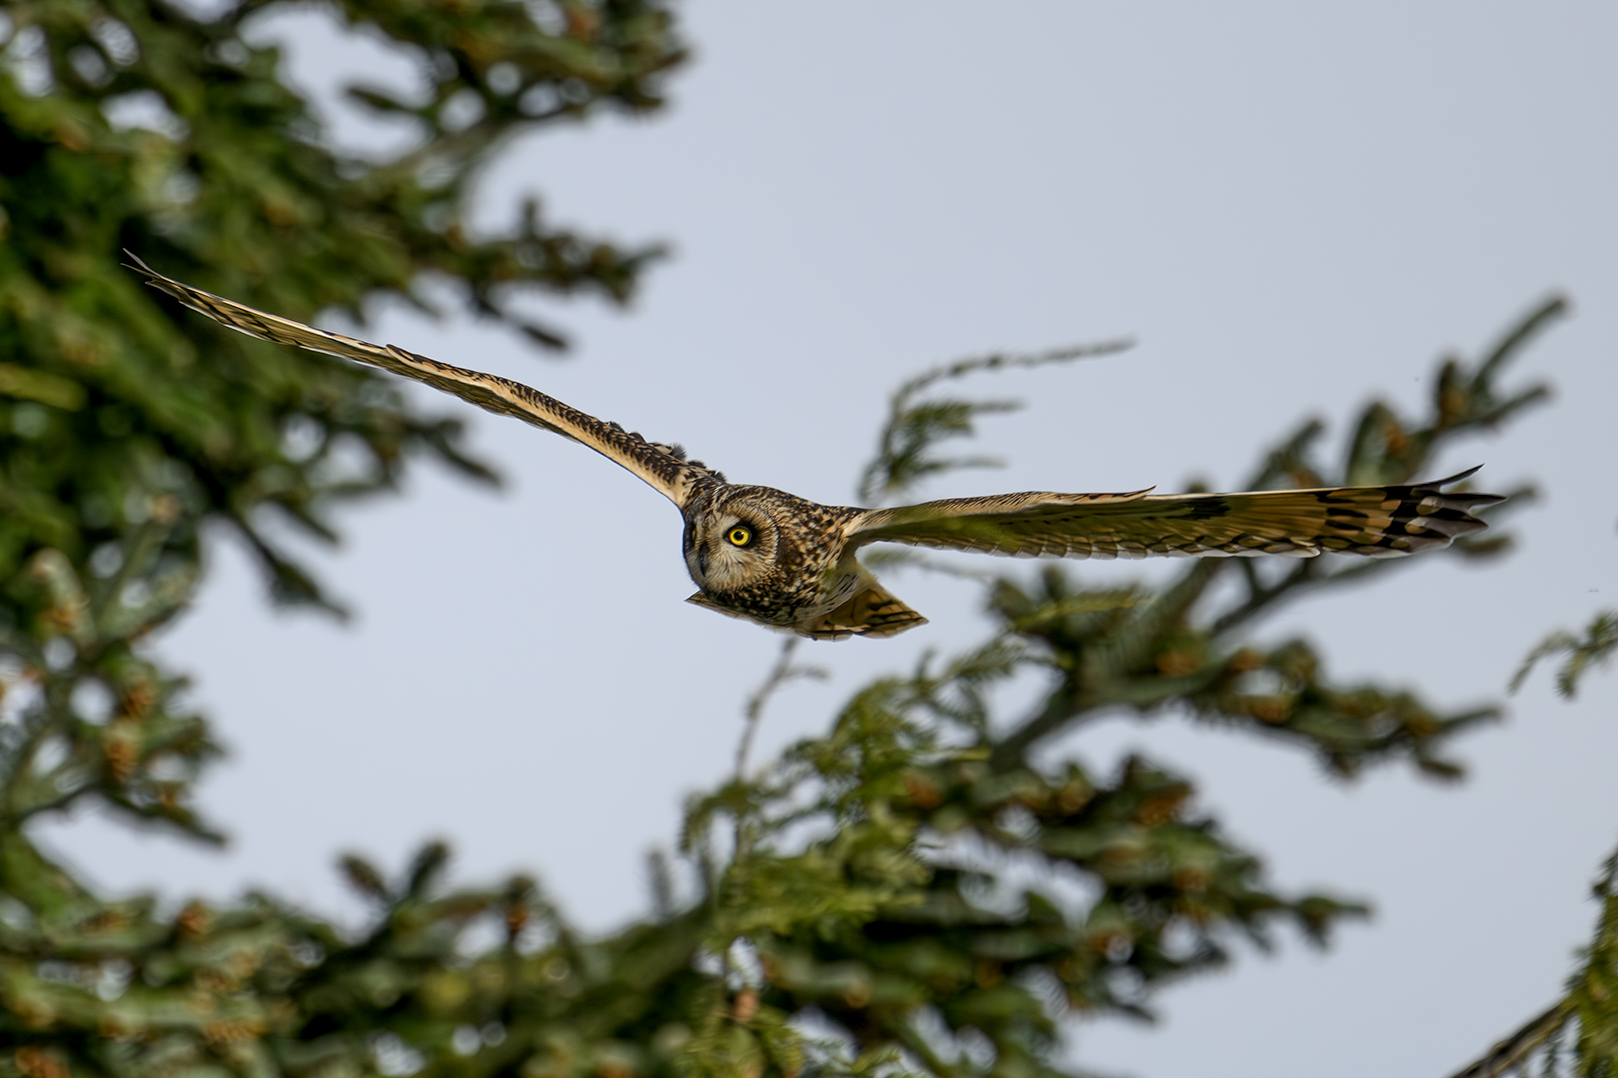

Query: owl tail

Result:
[801,578,928,640]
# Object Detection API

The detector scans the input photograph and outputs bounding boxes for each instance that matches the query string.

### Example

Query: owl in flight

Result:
[129,257,1501,640]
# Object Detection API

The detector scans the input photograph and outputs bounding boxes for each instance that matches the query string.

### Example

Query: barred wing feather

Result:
[847,471,1502,560]
[126,255,721,508]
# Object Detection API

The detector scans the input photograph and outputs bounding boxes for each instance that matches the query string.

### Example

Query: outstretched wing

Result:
[846,470,1502,559]
[126,255,722,508]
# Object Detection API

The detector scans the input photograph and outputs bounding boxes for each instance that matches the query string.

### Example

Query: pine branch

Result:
[736,636,826,780]
[1443,999,1575,1078]
[1511,611,1618,699]
[857,340,1132,505]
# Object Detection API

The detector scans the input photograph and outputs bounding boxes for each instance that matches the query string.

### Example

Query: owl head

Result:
[682,486,789,593]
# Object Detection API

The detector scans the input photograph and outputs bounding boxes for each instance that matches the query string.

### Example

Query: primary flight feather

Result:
[128,256,1502,640]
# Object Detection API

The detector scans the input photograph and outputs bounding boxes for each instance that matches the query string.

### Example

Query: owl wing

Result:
[126,255,722,508]
[845,470,1501,559]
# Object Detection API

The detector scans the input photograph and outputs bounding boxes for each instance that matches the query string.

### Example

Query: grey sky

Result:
[38,3,1618,1075]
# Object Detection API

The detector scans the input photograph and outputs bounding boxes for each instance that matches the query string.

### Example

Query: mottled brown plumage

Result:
[128,256,1504,640]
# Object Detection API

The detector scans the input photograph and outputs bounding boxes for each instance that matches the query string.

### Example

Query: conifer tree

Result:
[0,3,1604,1077]
[1443,580,1618,1077]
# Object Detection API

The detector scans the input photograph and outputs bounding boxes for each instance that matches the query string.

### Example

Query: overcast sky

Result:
[38,3,1618,1075]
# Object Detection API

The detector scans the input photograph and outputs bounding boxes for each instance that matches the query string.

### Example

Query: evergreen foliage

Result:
[1451,541,1618,1078]
[1513,612,1618,702]
[0,2,1608,1076]
[1446,843,1618,1078]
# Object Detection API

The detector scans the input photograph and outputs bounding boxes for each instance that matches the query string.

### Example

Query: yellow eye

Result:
[726,525,753,547]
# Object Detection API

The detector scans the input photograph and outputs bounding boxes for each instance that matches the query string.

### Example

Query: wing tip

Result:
[121,248,153,274]
[1421,465,1506,508]
[123,249,173,294]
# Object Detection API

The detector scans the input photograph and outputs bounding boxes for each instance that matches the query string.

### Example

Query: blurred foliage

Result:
[1508,469,1616,705]
[1572,850,1618,1076]
[1449,544,1618,1077]
[0,0,680,613]
[1512,611,1618,701]
[856,341,1132,507]
[1446,844,1618,1078]
[0,1,1597,1075]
